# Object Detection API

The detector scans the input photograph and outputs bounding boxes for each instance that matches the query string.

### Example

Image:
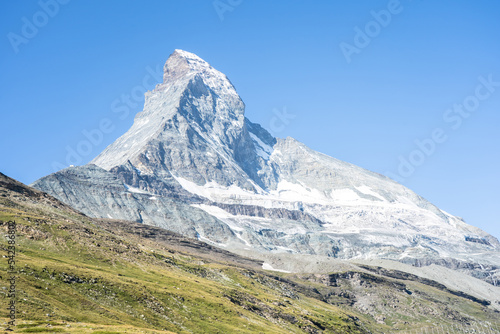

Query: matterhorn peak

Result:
[35,50,500,291]
[160,50,239,100]
[173,48,203,59]
[162,49,207,83]
[91,50,248,181]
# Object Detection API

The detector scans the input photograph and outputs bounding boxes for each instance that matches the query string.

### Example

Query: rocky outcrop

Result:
[32,164,239,246]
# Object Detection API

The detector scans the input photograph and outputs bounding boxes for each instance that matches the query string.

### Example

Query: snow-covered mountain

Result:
[32,50,500,285]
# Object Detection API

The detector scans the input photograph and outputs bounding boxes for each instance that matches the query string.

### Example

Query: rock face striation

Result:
[32,50,500,285]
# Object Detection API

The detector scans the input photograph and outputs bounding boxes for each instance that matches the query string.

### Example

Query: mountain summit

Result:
[91,49,268,191]
[33,50,500,285]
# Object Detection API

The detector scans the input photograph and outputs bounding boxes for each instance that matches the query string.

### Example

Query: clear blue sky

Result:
[1,1,499,239]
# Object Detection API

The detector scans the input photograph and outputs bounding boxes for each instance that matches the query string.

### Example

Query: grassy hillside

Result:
[1,173,499,333]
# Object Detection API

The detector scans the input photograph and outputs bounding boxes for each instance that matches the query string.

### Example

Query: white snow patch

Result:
[198,236,227,248]
[329,188,360,202]
[123,183,151,195]
[355,185,385,201]
[172,175,255,201]
[173,175,400,211]
[271,180,330,205]
[262,263,291,273]
[249,132,273,160]
[274,246,296,253]
[192,204,244,232]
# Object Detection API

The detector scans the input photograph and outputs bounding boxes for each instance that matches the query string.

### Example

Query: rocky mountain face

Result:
[32,50,500,285]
